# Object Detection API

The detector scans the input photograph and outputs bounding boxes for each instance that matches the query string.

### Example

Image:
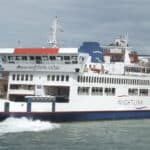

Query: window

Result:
[104,78,107,83]
[37,85,42,89]
[91,77,94,83]
[105,87,116,96]
[61,75,64,81]
[2,56,7,63]
[12,74,15,80]
[8,56,14,61]
[25,75,28,81]
[77,76,80,82]
[66,75,69,81]
[139,89,148,96]
[16,56,22,61]
[80,76,83,83]
[17,74,20,81]
[56,75,59,81]
[56,56,63,61]
[22,56,27,60]
[86,76,88,83]
[99,77,102,83]
[112,88,115,95]
[52,75,55,81]
[47,75,50,81]
[21,74,24,81]
[10,84,19,89]
[36,56,42,64]
[91,87,103,95]
[30,75,33,81]
[89,76,91,83]
[128,88,138,96]
[42,56,48,61]
[77,87,90,95]
[72,56,78,64]
[64,56,70,60]
[29,56,34,60]
[64,56,70,64]
[49,56,56,61]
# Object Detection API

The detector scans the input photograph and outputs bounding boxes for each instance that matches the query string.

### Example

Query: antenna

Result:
[48,16,63,47]
[17,40,21,47]
[125,32,128,41]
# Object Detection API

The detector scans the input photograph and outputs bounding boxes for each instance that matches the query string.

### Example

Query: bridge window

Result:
[49,56,56,61]
[72,56,78,64]
[29,56,34,60]
[42,56,48,61]
[56,56,63,61]
[22,56,27,60]
[64,56,70,60]
[16,56,21,60]
[36,56,42,64]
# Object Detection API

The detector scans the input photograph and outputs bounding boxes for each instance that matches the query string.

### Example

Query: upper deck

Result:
[0,47,89,73]
[0,35,149,77]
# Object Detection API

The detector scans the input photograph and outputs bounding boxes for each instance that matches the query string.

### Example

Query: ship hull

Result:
[1,110,150,122]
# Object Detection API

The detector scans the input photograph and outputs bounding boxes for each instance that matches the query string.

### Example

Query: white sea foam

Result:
[0,117,60,136]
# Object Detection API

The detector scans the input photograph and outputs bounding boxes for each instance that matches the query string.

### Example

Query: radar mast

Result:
[48,16,63,47]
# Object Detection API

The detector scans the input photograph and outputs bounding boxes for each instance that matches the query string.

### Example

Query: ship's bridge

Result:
[0,47,89,73]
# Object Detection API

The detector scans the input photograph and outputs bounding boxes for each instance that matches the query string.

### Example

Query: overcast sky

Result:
[0,0,150,54]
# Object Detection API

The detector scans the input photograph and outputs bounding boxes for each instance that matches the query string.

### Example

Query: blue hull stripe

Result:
[1,110,150,122]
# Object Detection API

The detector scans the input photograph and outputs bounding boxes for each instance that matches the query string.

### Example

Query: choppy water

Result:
[0,118,150,150]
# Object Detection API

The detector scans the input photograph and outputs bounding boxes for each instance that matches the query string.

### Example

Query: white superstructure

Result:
[0,34,149,115]
[0,17,149,122]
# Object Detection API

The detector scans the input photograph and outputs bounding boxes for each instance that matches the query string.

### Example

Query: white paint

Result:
[0,48,14,54]
[59,48,78,53]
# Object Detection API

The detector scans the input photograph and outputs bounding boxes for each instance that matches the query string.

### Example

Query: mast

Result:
[124,32,130,64]
[48,16,63,47]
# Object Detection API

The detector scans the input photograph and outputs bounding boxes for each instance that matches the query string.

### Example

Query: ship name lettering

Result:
[118,99,143,106]
[17,65,59,70]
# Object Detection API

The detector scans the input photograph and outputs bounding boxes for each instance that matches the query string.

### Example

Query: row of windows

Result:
[10,84,34,90]
[77,87,150,97]
[77,76,150,85]
[77,87,116,96]
[92,87,115,96]
[12,74,70,82]
[47,75,69,82]
[12,74,33,81]
[128,88,149,96]
[125,67,150,74]
[3,55,78,64]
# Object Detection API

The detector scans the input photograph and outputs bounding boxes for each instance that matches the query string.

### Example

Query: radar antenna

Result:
[48,16,63,47]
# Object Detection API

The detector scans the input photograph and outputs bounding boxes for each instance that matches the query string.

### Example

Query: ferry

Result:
[0,18,150,122]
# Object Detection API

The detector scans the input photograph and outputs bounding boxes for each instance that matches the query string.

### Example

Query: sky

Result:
[0,0,150,54]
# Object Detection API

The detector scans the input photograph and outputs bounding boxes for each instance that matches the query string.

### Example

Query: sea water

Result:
[0,118,150,150]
